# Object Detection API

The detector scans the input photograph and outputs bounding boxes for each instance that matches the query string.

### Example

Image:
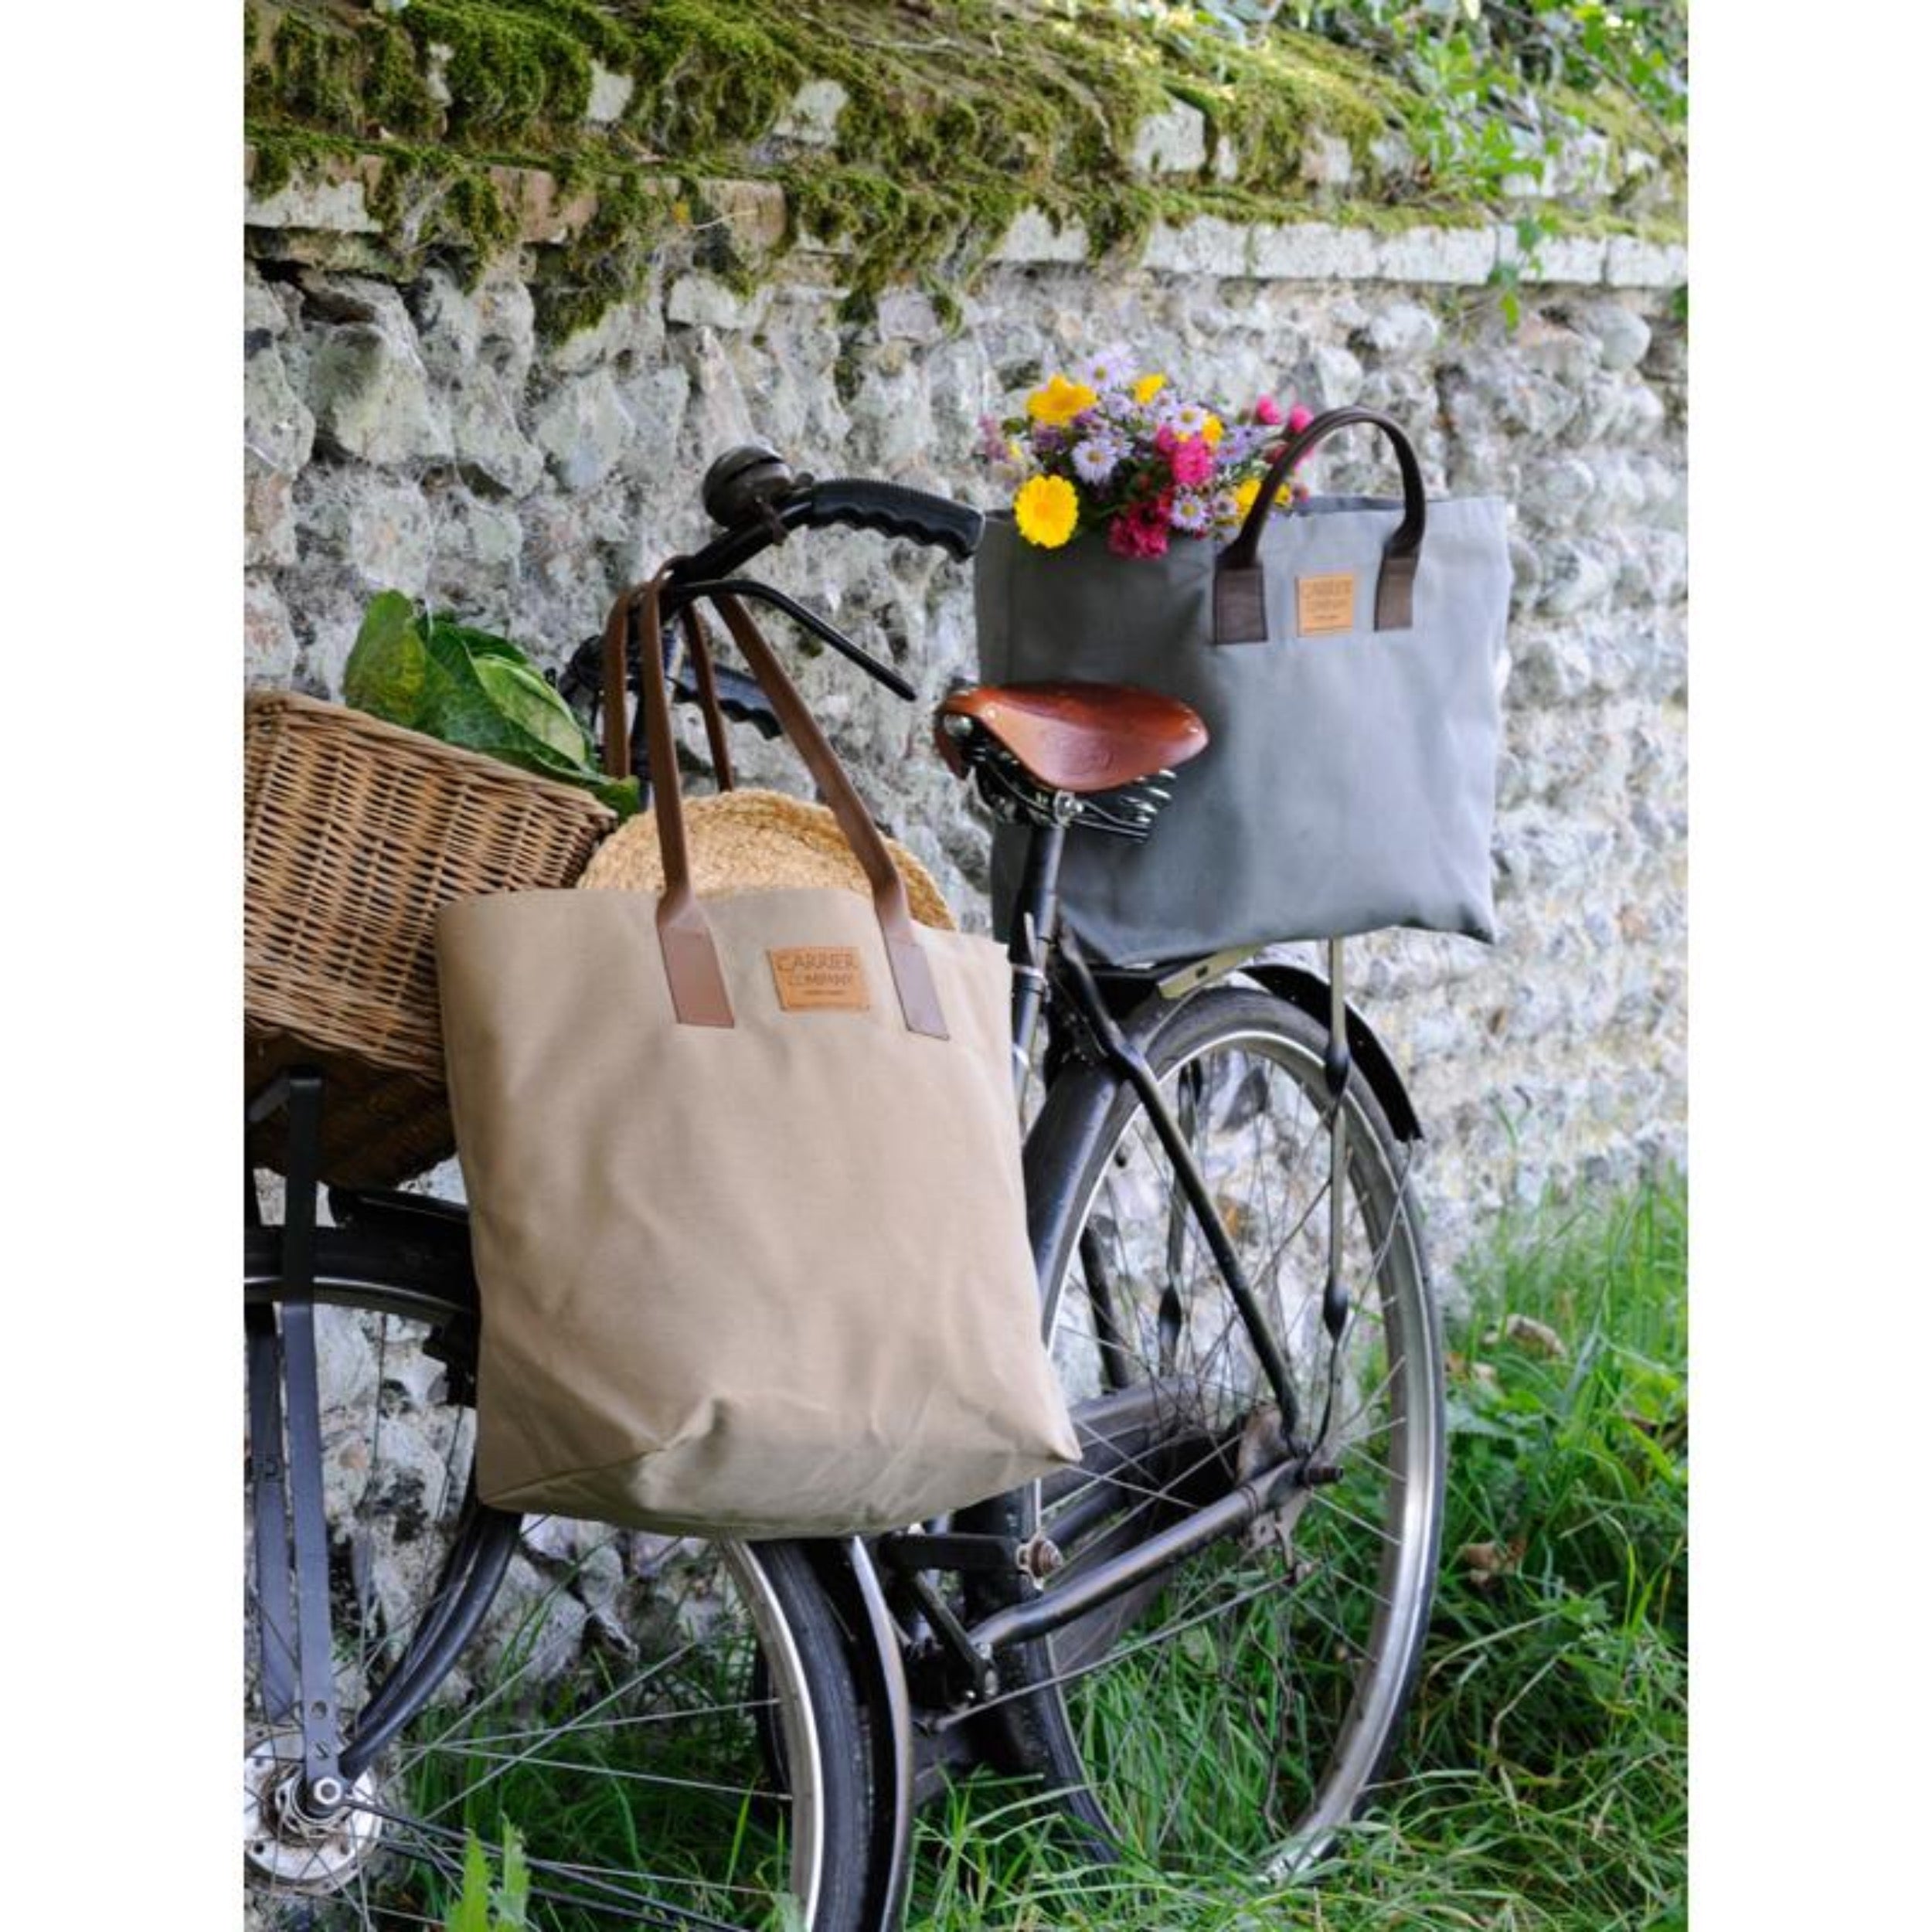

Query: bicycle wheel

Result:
[964,983,1444,1879]
[243,1211,871,1932]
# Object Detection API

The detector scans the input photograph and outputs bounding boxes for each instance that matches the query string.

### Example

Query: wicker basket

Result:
[245,690,615,1186]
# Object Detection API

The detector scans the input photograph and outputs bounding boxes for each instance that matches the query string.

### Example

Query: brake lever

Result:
[666,577,919,702]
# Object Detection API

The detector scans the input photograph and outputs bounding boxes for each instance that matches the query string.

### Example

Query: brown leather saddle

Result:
[935,680,1208,796]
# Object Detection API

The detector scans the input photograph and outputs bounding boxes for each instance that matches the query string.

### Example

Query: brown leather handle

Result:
[680,603,737,791]
[600,587,736,791]
[602,579,735,1026]
[598,579,947,1039]
[1213,405,1427,645]
[706,594,947,1039]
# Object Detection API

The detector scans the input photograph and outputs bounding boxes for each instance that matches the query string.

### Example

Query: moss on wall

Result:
[244,0,1684,337]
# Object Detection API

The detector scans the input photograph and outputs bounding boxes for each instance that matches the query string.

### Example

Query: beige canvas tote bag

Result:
[436,575,1080,1535]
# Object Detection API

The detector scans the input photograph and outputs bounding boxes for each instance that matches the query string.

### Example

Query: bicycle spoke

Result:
[988,996,1443,1879]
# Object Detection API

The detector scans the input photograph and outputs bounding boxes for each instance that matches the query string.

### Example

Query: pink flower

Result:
[1163,434,1216,488]
[1253,395,1284,426]
[1287,403,1315,435]
[1108,492,1173,559]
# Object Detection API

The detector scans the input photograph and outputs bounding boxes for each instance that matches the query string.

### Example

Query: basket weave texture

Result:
[244,690,614,1185]
[580,788,957,931]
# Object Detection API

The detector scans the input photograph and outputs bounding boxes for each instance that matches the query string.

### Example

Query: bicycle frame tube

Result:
[962,1447,1319,1662]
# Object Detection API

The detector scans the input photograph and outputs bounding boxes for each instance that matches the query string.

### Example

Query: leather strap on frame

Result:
[1213,405,1428,645]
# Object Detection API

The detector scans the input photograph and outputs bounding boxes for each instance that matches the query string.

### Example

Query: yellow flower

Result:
[1233,476,1263,519]
[1014,474,1079,549]
[1132,372,1168,405]
[1202,413,1224,447]
[1026,374,1100,428]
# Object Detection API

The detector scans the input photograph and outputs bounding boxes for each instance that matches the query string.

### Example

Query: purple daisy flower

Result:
[1077,342,1134,394]
[1072,433,1124,485]
[1170,491,1215,537]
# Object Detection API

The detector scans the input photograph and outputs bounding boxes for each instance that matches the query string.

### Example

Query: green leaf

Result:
[492,1823,531,1928]
[344,590,429,727]
[353,597,641,818]
[470,650,596,766]
[444,1831,492,1932]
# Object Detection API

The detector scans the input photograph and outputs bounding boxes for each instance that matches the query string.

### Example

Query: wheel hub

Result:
[243,1730,383,1892]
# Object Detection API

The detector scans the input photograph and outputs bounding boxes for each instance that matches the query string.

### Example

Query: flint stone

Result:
[342,477,435,591]
[533,369,637,491]
[1300,132,1355,189]
[587,61,634,124]
[451,369,546,496]
[245,269,294,338]
[772,78,849,147]
[667,274,770,333]
[311,322,451,465]
[876,288,944,345]
[550,294,663,376]
[245,345,315,475]
[1361,299,1439,360]
[1580,300,1653,372]
[1131,100,1208,175]
[1536,541,1617,618]
[243,577,298,685]
[245,461,298,568]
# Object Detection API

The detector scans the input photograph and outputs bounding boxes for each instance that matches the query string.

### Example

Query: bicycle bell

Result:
[702,442,801,527]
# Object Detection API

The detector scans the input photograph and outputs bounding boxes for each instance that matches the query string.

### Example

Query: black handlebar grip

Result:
[800,478,985,560]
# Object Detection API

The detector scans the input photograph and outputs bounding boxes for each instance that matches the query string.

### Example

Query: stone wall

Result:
[245,209,1687,1270]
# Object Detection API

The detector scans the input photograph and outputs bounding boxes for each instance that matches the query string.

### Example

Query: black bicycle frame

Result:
[936,813,1355,1672]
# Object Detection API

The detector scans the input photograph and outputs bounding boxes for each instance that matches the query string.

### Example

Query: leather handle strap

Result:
[597,579,947,1039]
[707,594,948,1039]
[680,603,737,791]
[601,580,735,1026]
[1213,405,1427,645]
[599,580,737,791]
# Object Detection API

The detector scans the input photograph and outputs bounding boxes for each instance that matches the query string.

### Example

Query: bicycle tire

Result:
[243,1218,872,1932]
[961,983,1445,1879]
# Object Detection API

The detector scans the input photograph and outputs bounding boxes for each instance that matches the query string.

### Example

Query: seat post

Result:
[1007,815,1067,1090]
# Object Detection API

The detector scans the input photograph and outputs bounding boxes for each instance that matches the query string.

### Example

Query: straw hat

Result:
[578,787,957,932]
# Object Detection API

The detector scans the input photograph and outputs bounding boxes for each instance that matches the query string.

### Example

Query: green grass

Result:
[907,1172,1689,1930]
[347,1173,1686,1931]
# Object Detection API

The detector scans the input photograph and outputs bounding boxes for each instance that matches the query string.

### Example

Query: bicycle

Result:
[245,447,1446,1927]
[576,446,1447,1890]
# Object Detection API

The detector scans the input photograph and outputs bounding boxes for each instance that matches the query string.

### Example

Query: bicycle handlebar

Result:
[799,478,984,560]
[563,468,981,736]
[669,475,984,589]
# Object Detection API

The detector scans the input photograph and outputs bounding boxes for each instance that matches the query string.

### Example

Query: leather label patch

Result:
[769,947,871,1013]
[1296,571,1357,637]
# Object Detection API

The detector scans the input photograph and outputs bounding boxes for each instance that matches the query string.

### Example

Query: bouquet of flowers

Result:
[977,345,1315,559]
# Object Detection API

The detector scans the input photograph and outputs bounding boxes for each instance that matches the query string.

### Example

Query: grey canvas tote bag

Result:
[976,406,1511,964]
[436,577,1080,1536]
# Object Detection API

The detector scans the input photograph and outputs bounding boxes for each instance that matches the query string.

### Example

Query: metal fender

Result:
[1239,961,1423,1145]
